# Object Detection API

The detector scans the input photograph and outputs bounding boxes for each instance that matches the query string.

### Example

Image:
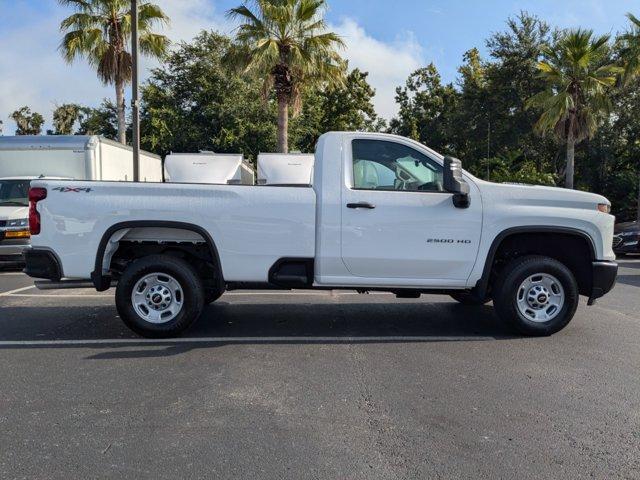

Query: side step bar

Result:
[34,280,114,290]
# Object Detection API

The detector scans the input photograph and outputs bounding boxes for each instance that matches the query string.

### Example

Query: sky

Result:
[0,0,637,134]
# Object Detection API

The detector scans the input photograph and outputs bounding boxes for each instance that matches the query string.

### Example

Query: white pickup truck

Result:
[24,132,617,338]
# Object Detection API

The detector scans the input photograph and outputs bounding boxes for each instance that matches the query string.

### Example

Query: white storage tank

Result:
[257,153,314,185]
[164,153,254,184]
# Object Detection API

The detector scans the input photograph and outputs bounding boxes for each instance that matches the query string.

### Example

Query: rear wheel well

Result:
[99,226,223,295]
[486,232,594,297]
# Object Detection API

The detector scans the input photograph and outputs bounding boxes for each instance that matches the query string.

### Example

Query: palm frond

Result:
[529,28,618,143]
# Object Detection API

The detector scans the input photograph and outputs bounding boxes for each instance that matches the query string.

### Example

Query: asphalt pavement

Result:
[0,262,638,479]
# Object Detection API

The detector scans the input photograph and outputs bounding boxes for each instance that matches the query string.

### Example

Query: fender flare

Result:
[474,226,596,298]
[90,220,223,291]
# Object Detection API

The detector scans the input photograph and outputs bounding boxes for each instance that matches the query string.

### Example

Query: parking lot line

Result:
[0,335,495,346]
[0,286,36,296]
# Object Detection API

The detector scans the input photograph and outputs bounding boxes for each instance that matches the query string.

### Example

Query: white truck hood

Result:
[474,179,609,209]
[0,205,29,221]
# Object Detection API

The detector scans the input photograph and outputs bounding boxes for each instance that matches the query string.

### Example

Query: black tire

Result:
[450,291,491,305]
[204,288,224,305]
[493,255,578,336]
[115,254,205,338]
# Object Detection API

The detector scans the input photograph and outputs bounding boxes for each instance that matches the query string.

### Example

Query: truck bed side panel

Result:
[31,181,316,281]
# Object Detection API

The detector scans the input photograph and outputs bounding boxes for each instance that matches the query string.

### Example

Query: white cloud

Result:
[332,18,425,120]
[159,0,228,42]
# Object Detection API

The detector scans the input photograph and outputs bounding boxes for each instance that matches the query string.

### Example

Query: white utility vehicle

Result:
[0,177,39,264]
[0,135,163,182]
[0,136,163,263]
[165,152,254,185]
[24,132,617,338]
[257,153,314,185]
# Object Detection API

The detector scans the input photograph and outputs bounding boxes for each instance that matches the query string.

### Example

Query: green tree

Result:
[49,103,84,135]
[140,32,277,159]
[10,107,45,135]
[389,64,459,154]
[76,99,119,139]
[292,68,383,152]
[617,13,640,221]
[58,0,170,144]
[527,29,621,189]
[483,12,557,176]
[618,13,640,84]
[227,0,345,153]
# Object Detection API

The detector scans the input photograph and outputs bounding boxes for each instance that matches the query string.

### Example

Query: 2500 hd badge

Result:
[427,238,472,244]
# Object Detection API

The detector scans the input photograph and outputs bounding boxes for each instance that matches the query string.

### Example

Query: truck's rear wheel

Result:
[493,255,578,336]
[115,255,205,338]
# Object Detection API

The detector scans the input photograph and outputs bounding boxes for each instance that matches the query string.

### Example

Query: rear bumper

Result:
[23,249,62,280]
[589,260,617,301]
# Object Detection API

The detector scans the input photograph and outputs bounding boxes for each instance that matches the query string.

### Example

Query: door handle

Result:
[347,202,376,209]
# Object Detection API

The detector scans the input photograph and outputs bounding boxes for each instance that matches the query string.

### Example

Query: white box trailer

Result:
[257,153,314,185]
[0,135,163,182]
[165,153,254,185]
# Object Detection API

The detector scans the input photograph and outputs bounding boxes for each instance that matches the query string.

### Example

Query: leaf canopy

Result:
[527,29,622,143]
[226,0,345,112]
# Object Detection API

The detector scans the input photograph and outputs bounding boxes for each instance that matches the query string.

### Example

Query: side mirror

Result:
[443,156,470,208]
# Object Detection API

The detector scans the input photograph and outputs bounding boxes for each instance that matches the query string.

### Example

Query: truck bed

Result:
[31,180,316,281]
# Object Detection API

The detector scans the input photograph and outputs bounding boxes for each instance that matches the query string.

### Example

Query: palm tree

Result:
[618,13,640,84]
[227,0,345,153]
[59,0,170,144]
[527,29,621,189]
[618,13,640,222]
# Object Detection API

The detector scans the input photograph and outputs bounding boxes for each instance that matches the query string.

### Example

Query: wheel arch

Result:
[475,226,596,298]
[91,221,223,291]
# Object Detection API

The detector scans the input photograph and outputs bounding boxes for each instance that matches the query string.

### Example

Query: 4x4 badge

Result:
[52,187,92,193]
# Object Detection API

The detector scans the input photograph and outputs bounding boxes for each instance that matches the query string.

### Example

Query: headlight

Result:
[597,203,611,213]
[6,218,28,228]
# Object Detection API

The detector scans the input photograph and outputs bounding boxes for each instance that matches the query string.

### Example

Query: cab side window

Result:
[351,139,444,192]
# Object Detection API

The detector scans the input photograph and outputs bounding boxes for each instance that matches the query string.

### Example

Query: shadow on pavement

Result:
[616,259,640,270]
[613,274,640,287]
[0,301,519,358]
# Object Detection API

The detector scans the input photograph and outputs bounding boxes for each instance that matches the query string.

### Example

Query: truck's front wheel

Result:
[493,255,578,336]
[115,255,205,338]
[450,291,491,305]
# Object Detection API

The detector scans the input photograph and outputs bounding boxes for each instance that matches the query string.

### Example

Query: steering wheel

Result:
[418,181,443,191]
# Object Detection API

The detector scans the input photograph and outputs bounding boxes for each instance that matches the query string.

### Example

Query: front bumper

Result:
[589,260,618,302]
[0,238,31,263]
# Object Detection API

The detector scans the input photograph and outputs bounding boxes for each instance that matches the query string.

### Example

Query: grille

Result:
[613,235,623,248]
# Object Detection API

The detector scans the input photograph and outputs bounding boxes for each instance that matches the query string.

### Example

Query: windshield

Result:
[0,180,30,207]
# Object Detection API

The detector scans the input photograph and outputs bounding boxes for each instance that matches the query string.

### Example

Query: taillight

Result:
[28,187,47,235]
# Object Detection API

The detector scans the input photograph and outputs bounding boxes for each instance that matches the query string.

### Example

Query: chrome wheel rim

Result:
[131,273,184,324]
[516,273,564,323]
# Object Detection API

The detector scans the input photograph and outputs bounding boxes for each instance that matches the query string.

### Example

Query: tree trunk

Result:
[565,138,575,189]
[277,95,288,154]
[115,77,126,145]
